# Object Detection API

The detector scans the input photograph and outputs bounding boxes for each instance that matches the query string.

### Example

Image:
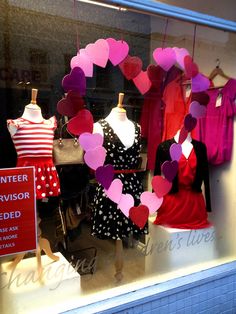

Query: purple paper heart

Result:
[95,164,114,190]
[79,133,103,151]
[189,101,207,118]
[84,146,106,170]
[192,73,210,92]
[161,160,178,182]
[184,114,197,132]
[170,143,182,161]
[62,67,86,95]
[153,47,176,71]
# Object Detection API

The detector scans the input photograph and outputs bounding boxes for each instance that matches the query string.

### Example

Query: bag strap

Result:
[58,118,77,140]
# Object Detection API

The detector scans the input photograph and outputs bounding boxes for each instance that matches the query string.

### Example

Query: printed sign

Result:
[0,167,37,257]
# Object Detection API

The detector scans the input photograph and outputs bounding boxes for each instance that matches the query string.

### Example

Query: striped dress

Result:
[7,116,60,199]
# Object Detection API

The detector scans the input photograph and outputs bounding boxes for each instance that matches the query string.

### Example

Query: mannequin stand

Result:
[114,239,124,282]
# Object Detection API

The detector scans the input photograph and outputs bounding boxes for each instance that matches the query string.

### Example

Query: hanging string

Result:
[73,0,80,52]
[192,24,197,61]
[162,18,169,49]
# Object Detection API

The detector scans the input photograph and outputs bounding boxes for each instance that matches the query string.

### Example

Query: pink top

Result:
[7,116,57,158]
[195,79,236,165]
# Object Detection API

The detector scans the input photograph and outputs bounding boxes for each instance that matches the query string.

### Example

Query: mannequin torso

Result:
[174,130,193,159]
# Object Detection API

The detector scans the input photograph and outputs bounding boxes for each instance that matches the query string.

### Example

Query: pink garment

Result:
[195,79,236,165]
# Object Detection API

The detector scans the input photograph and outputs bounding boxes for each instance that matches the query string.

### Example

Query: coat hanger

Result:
[208,59,231,81]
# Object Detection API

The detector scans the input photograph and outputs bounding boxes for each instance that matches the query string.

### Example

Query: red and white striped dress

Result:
[7,116,60,199]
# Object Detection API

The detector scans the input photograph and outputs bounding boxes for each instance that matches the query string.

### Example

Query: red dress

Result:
[154,149,211,229]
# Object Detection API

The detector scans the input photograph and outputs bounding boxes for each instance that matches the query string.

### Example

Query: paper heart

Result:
[184,113,197,132]
[173,47,190,70]
[152,175,172,198]
[192,73,210,92]
[161,160,178,182]
[178,127,188,144]
[192,92,210,106]
[62,67,86,95]
[189,101,207,118]
[79,132,103,151]
[118,194,134,218]
[84,39,109,68]
[133,70,152,95]
[106,38,129,66]
[153,47,176,71]
[129,205,149,229]
[95,164,114,189]
[84,146,106,170]
[184,55,199,78]
[67,109,94,136]
[147,64,165,88]
[57,91,85,117]
[140,191,163,214]
[104,178,123,204]
[119,55,142,80]
[170,143,182,161]
[70,51,93,77]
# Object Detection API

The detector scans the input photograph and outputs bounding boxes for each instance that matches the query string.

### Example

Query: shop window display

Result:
[0,1,236,313]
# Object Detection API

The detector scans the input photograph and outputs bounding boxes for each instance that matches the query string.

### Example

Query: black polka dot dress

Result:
[91,119,148,240]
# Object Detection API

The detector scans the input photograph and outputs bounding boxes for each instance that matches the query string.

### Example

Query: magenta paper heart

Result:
[84,39,109,68]
[189,101,207,118]
[119,55,142,80]
[84,146,106,170]
[170,143,182,161]
[161,160,178,182]
[173,47,189,70]
[140,191,163,214]
[57,91,85,117]
[95,164,114,189]
[192,73,210,92]
[62,67,86,95]
[153,47,176,71]
[118,193,134,217]
[104,178,123,204]
[79,132,103,151]
[152,175,172,198]
[184,114,197,132]
[70,51,93,77]
[133,70,152,95]
[106,38,129,66]
[178,127,188,144]
[67,109,94,136]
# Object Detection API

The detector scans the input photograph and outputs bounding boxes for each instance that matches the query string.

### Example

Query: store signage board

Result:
[0,167,37,257]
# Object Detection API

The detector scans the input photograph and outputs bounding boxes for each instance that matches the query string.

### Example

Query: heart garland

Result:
[58,38,210,229]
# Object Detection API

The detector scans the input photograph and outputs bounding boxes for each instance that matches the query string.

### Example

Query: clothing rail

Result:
[99,0,236,32]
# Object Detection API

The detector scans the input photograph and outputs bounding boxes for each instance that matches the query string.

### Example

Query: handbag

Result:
[53,122,84,165]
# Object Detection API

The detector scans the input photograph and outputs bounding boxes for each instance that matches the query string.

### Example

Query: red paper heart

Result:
[119,55,142,80]
[129,205,149,229]
[57,91,85,117]
[152,175,172,198]
[178,127,188,144]
[147,64,165,88]
[67,109,93,136]
[184,55,199,79]
[191,92,210,106]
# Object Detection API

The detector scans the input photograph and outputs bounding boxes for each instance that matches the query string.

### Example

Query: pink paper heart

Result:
[70,51,93,77]
[79,132,103,151]
[104,178,123,204]
[152,175,172,198]
[119,55,142,80]
[118,193,134,217]
[140,191,163,214]
[184,113,197,132]
[161,160,178,182]
[62,67,86,95]
[192,73,210,92]
[170,143,182,161]
[189,101,207,118]
[173,47,190,70]
[84,146,107,170]
[95,164,114,189]
[106,38,129,66]
[67,109,94,136]
[84,39,109,68]
[133,70,152,95]
[57,91,85,117]
[153,47,176,71]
